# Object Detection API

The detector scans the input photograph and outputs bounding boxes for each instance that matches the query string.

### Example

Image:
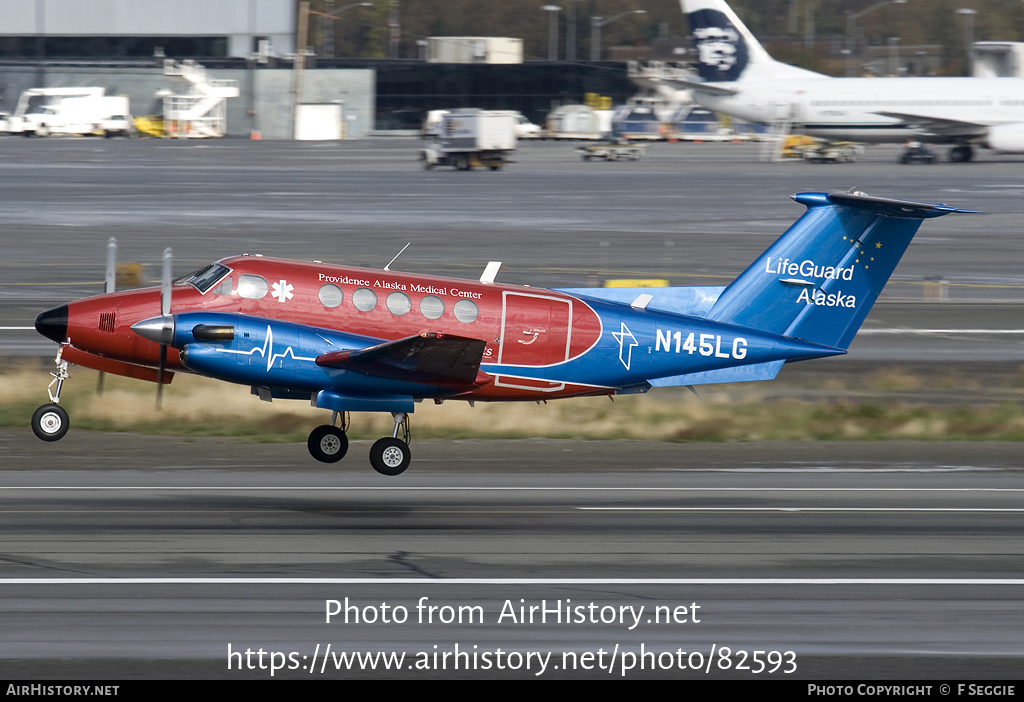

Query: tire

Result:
[32,404,69,442]
[950,145,973,163]
[369,437,411,476]
[307,425,348,463]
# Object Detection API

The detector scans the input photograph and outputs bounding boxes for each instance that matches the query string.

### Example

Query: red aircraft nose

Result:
[35,305,68,344]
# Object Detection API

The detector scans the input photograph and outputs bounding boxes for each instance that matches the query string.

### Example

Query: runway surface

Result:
[0,137,1022,679]
[1,431,1021,679]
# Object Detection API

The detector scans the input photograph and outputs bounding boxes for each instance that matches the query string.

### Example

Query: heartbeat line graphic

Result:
[220,326,317,372]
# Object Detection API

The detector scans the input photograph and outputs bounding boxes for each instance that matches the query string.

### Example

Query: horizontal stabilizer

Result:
[316,333,488,389]
[557,286,725,318]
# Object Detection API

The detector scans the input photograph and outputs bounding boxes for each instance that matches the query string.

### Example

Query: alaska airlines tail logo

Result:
[688,9,748,82]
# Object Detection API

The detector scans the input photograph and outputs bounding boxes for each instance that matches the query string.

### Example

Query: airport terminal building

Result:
[0,0,635,138]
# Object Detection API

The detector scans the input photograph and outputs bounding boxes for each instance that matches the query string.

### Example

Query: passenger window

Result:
[318,284,344,308]
[453,299,479,323]
[237,274,268,300]
[419,295,444,320]
[352,287,377,312]
[386,292,411,316]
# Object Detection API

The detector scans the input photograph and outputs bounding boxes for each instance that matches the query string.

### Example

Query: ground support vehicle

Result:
[801,141,863,164]
[577,142,645,161]
[421,111,517,171]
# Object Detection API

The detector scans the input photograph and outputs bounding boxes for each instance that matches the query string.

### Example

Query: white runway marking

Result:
[1,577,1022,585]
[859,328,1024,334]
[583,507,1024,513]
[2,486,1022,492]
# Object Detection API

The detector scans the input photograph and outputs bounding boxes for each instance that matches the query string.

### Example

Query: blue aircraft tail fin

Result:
[706,191,975,350]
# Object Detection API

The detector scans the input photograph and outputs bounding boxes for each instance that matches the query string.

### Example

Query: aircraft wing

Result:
[316,332,489,389]
[873,111,987,139]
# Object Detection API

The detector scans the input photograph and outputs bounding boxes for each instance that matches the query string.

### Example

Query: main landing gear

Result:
[949,145,974,163]
[306,411,412,476]
[31,357,71,442]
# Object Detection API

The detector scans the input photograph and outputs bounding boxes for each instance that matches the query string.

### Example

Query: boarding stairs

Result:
[760,118,793,162]
[162,59,240,138]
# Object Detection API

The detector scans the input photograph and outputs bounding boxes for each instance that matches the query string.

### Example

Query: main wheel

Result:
[950,145,973,163]
[307,425,348,463]
[369,437,411,476]
[32,404,69,442]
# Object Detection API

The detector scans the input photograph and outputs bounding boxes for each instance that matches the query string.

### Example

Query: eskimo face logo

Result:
[688,9,748,81]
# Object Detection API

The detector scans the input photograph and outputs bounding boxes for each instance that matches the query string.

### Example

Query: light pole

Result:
[294,1,370,139]
[311,2,372,58]
[590,10,647,62]
[542,5,561,61]
[566,0,581,62]
[845,0,906,76]
[957,8,977,75]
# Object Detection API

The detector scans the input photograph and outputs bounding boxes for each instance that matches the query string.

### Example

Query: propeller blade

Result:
[161,247,172,317]
[157,247,172,410]
[156,344,167,410]
[105,237,117,294]
[98,237,118,396]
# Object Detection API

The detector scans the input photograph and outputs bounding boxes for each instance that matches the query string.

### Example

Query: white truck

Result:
[421,110,517,171]
[8,88,131,137]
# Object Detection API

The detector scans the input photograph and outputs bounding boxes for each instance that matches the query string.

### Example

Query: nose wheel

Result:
[32,403,69,442]
[33,355,71,442]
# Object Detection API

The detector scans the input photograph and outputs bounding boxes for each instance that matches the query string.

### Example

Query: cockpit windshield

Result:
[183,263,231,293]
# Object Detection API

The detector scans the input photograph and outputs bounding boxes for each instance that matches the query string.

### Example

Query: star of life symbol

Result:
[612,322,638,371]
[271,279,294,303]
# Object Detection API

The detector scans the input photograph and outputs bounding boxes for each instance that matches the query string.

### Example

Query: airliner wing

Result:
[873,111,987,139]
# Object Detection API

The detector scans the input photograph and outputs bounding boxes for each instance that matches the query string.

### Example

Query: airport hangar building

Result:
[0,0,635,138]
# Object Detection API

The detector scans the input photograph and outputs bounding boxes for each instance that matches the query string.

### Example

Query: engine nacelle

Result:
[169,312,372,391]
[985,123,1024,152]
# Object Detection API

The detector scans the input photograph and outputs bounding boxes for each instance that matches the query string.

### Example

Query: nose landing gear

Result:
[32,354,71,442]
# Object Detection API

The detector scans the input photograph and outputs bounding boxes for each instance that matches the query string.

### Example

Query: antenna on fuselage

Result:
[383,242,411,271]
[479,261,501,284]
